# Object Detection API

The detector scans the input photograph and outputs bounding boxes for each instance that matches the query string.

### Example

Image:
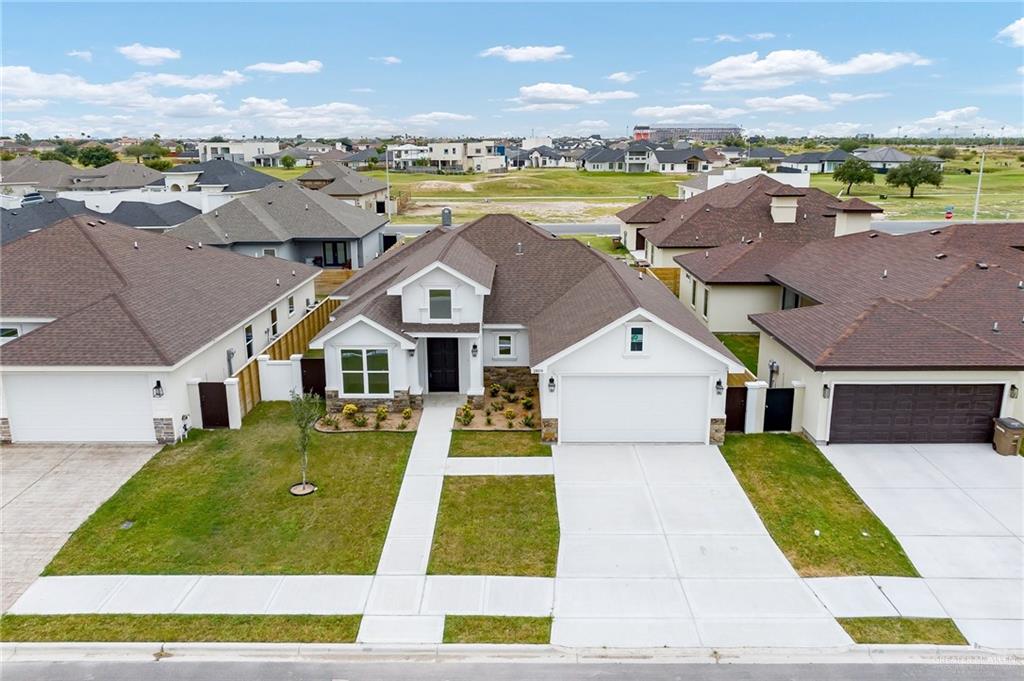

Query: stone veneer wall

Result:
[483,366,536,393]
[709,417,726,445]
[0,418,10,444]
[153,417,176,444]
[326,389,421,414]
[541,417,558,442]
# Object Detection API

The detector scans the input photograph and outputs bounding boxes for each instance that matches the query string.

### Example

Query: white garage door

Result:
[560,375,709,443]
[6,373,155,442]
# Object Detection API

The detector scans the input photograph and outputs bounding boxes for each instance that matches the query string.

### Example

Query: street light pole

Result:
[972,149,985,224]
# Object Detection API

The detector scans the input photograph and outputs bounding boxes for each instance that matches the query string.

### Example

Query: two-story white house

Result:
[309,214,743,444]
[198,140,280,164]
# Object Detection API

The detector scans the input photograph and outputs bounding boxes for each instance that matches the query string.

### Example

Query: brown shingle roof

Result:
[640,175,842,248]
[829,197,882,212]
[615,194,677,224]
[0,217,320,367]
[764,184,806,197]
[674,240,806,284]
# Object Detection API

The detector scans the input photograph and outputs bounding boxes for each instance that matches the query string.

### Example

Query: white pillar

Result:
[290,354,304,396]
[791,380,806,434]
[745,380,768,434]
[407,343,423,396]
[186,378,203,430]
[224,378,242,430]
[468,334,484,397]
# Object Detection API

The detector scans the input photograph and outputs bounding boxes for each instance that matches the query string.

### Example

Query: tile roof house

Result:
[297,161,389,214]
[310,214,743,444]
[0,216,319,444]
[746,222,1024,444]
[167,181,389,270]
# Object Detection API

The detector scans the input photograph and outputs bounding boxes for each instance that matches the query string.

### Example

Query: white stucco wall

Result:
[482,327,530,367]
[321,320,411,398]
[697,283,781,333]
[647,244,699,267]
[396,269,484,324]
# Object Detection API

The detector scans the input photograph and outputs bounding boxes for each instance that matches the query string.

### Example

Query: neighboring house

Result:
[252,147,318,168]
[672,198,882,332]
[717,146,745,162]
[615,194,678,252]
[528,146,573,168]
[198,140,280,164]
[103,201,201,231]
[337,147,386,169]
[1,198,199,243]
[629,175,856,267]
[703,148,729,168]
[633,124,742,144]
[297,161,389,213]
[678,167,812,200]
[746,147,787,163]
[167,181,388,269]
[521,136,554,150]
[426,141,506,172]
[748,222,1023,444]
[388,144,430,169]
[309,214,743,444]
[1,158,162,196]
[778,149,852,174]
[652,148,710,174]
[578,147,625,172]
[854,146,946,172]
[162,159,278,194]
[0,216,318,444]
[505,148,532,169]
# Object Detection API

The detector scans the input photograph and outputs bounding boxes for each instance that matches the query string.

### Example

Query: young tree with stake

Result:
[289,391,324,496]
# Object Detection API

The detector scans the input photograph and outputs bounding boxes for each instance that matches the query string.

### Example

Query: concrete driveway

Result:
[1,443,158,611]
[821,443,1024,649]
[551,444,849,648]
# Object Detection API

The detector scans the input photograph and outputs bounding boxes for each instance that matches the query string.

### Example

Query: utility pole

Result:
[383,143,392,220]
[972,149,985,224]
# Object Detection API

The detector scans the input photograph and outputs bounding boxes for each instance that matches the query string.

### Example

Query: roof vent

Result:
[1018,280,1023,290]
[186,244,194,250]
[275,278,280,286]
[638,270,644,280]
[9,211,16,215]
[758,231,762,239]
[992,321,1000,333]
[133,241,139,249]
[267,200,272,205]
[705,250,710,258]
[292,269,296,277]
[977,262,989,270]
[514,242,524,256]
[305,203,309,210]
[214,210,219,218]
[881,268,888,279]
[930,229,941,235]
[868,233,879,238]
[198,241,202,248]
[87,221,96,227]
[935,253,947,259]
[705,207,711,212]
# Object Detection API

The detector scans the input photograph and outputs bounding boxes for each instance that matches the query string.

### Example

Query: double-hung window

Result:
[270,309,279,337]
[703,289,710,318]
[244,324,254,358]
[341,348,390,395]
[628,326,645,354]
[428,289,452,320]
[690,280,698,308]
[496,334,513,358]
[288,296,295,316]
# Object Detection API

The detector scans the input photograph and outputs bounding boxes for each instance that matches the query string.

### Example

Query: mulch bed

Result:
[316,409,422,433]
[453,389,539,432]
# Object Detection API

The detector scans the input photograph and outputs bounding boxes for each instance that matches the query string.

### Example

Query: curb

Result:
[2,642,1022,665]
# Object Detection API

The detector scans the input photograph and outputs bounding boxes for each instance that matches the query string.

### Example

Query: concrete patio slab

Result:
[7,576,125,615]
[552,445,644,483]
[356,615,444,644]
[872,577,948,618]
[556,535,676,578]
[363,576,426,615]
[649,485,767,535]
[964,488,1024,536]
[805,576,898,617]
[482,576,554,617]
[667,535,797,578]
[899,536,1024,578]
[264,576,373,615]
[855,487,1012,536]
[696,618,852,648]
[819,444,954,488]
[925,578,1024,620]
[555,485,661,534]
[175,576,283,615]
[376,536,432,575]
[420,576,485,615]
[635,444,741,486]
[99,576,199,614]
[681,579,827,619]
[553,578,690,618]
[551,618,701,648]
[955,619,1024,650]
[915,445,1024,488]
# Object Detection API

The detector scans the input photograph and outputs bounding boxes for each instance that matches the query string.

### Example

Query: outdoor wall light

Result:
[822,385,831,399]
[1011,385,1019,399]
[152,380,164,398]
[548,377,556,393]
[471,343,478,357]
[406,348,415,357]
[715,379,724,395]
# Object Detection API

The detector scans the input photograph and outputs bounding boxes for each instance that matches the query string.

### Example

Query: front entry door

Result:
[427,338,459,392]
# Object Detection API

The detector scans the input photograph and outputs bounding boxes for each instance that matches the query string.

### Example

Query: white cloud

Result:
[405,111,475,125]
[632,103,745,121]
[828,92,887,104]
[4,98,49,111]
[695,49,931,90]
[244,60,323,74]
[715,34,742,43]
[607,71,642,83]
[1019,65,1024,75]
[898,106,1022,136]
[699,32,775,44]
[511,82,637,111]
[350,87,375,93]
[996,17,1024,46]
[745,92,886,112]
[747,32,776,41]
[66,50,92,62]
[140,71,246,89]
[116,43,181,65]
[369,56,401,65]
[479,45,571,62]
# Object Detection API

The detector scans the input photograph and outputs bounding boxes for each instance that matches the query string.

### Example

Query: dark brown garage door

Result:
[829,384,1003,444]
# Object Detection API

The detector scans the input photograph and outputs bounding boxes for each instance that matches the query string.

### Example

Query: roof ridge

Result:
[69,216,129,289]
[109,292,174,365]
[892,297,1024,362]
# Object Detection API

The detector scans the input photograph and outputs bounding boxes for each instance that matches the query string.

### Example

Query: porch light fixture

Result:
[1011,385,1019,399]
[152,380,164,398]
[822,385,831,399]
[548,377,556,393]
[471,343,478,358]
[715,379,724,395]
[406,348,415,357]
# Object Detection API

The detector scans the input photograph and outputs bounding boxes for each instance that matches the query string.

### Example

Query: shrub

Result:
[353,414,368,427]
[397,421,407,430]
[489,383,502,397]
[342,403,359,420]
[522,414,536,429]
[322,415,339,430]
[456,404,475,426]
[374,421,381,430]
[484,407,491,416]
[375,404,389,423]
[503,408,516,422]
[485,416,493,426]
[401,407,412,421]
[520,397,534,411]
[525,388,534,397]
[502,382,517,395]
[502,392,516,403]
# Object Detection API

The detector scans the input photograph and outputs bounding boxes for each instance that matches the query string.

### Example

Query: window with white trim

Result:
[703,289,710,318]
[0,326,20,345]
[428,288,452,320]
[341,348,390,395]
[496,334,513,358]
[262,248,277,257]
[244,324,254,358]
[627,326,645,353]
[270,308,279,337]
[288,296,295,316]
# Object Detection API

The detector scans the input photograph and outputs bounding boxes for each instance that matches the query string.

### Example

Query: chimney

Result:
[832,198,883,237]
[769,195,799,223]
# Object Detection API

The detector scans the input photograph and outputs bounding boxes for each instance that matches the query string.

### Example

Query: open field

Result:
[258,167,308,182]
[363,169,685,198]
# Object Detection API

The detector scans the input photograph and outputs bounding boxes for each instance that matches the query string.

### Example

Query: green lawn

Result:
[839,618,967,645]
[715,333,759,373]
[258,167,308,181]
[559,233,632,259]
[429,476,559,576]
[0,614,361,643]
[720,434,917,577]
[448,431,551,457]
[443,616,551,644]
[45,403,412,575]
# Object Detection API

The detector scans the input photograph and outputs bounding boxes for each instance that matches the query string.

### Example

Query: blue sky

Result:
[2,2,1022,140]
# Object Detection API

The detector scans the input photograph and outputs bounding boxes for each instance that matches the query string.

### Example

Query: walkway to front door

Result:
[427,338,459,392]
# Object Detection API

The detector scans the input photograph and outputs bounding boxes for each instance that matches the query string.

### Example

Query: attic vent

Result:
[935,253,947,259]
[133,241,139,249]
[976,262,989,270]
[267,200,273,205]
[881,269,888,279]
[868,233,879,238]
[993,322,1000,333]
[275,278,280,286]
[514,242,524,256]
[304,204,309,210]
[745,239,754,245]
[9,211,16,215]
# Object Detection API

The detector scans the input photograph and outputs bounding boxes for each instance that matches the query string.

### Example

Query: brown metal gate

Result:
[764,388,794,432]
[725,386,746,432]
[199,382,229,429]
[300,358,326,398]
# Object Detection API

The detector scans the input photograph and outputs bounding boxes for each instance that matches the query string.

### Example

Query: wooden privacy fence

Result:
[315,269,356,295]
[642,267,681,297]
[234,297,342,417]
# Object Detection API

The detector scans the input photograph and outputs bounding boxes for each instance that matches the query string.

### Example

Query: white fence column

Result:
[258,354,303,401]
[290,354,304,396]
[745,380,768,434]
[791,381,806,434]
[186,378,203,430]
[224,378,242,429]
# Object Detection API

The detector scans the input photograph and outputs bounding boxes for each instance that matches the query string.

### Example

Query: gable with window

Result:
[627,325,646,354]
[428,288,452,320]
[340,348,390,395]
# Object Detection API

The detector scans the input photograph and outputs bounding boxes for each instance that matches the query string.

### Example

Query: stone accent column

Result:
[0,418,11,444]
[541,418,558,442]
[709,417,726,445]
[153,417,175,444]
[744,380,768,434]
[224,378,242,430]
[791,380,806,434]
